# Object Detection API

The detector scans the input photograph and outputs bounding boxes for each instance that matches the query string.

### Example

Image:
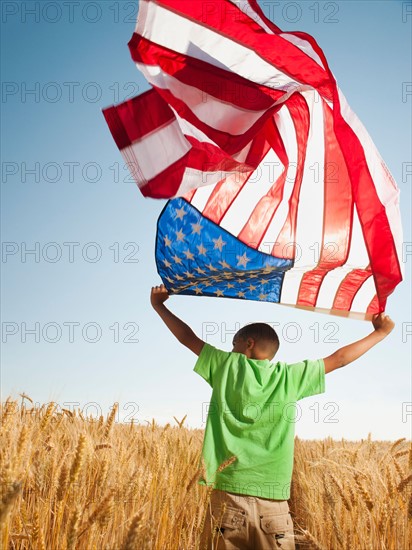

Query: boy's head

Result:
[232,323,279,361]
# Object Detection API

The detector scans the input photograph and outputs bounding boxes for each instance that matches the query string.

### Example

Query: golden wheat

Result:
[0,396,410,550]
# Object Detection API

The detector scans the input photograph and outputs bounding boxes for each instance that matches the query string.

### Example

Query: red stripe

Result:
[237,119,288,247]
[332,268,372,311]
[152,84,279,156]
[183,188,197,202]
[332,90,402,310]
[246,0,282,33]
[366,295,380,314]
[102,89,174,149]
[271,94,310,259]
[140,135,256,198]
[130,37,282,155]
[154,0,333,99]
[297,100,353,307]
[129,35,281,110]
[201,132,270,225]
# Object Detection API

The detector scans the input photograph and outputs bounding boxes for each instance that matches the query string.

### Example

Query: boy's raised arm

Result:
[323,313,394,374]
[150,284,205,356]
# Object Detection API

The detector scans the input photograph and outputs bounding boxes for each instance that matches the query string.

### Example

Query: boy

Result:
[150,284,394,549]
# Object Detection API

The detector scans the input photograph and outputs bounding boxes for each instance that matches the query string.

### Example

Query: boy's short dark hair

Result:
[235,323,280,357]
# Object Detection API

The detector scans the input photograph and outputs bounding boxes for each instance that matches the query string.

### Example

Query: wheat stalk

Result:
[354,473,374,511]
[121,512,143,550]
[66,506,81,550]
[390,438,406,453]
[104,404,118,439]
[40,402,55,431]
[397,474,412,494]
[0,480,22,523]
[69,434,86,485]
[328,473,351,512]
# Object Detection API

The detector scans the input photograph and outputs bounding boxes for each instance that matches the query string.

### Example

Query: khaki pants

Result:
[199,489,295,550]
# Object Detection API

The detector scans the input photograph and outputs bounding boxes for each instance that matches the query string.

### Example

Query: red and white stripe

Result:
[102,0,403,319]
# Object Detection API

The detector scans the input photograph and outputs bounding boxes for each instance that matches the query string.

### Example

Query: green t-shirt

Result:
[193,343,325,500]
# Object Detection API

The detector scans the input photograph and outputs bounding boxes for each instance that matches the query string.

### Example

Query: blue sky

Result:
[1,1,411,439]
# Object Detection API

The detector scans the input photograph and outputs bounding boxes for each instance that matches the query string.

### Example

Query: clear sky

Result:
[1,0,411,440]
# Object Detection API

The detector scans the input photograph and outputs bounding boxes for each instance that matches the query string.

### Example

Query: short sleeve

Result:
[193,343,231,388]
[287,358,325,401]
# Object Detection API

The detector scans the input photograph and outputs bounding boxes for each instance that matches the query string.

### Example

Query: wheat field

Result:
[0,395,411,550]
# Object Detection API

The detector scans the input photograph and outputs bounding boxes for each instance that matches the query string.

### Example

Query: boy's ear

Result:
[246,337,255,349]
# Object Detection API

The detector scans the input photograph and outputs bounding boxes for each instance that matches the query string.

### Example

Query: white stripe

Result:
[315,205,370,309]
[338,88,403,274]
[170,103,256,167]
[280,90,325,305]
[218,147,283,237]
[279,33,325,70]
[169,106,217,147]
[350,276,376,313]
[176,169,223,198]
[190,183,218,212]
[315,269,349,310]
[135,63,271,136]
[124,120,191,182]
[136,0,304,94]
[233,142,253,163]
[258,105,298,249]
[228,0,325,69]
[227,0,274,33]
[121,146,145,186]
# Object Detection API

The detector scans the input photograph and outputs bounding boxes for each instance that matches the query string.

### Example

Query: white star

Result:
[215,289,224,297]
[172,255,182,265]
[197,243,207,256]
[219,260,230,269]
[237,291,245,298]
[163,259,172,268]
[183,271,195,279]
[193,286,203,295]
[206,263,218,272]
[259,293,268,300]
[164,235,172,247]
[175,274,184,281]
[191,222,202,235]
[213,236,226,251]
[176,229,185,242]
[236,253,251,268]
[226,283,235,289]
[175,206,187,220]
[249,284,257,292]
[165,276,174,284]
[203,280,213,287]
[195,266,206,275]
[183,249,195,260]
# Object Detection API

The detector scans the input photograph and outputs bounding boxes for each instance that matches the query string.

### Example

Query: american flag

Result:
[103,0,403,319]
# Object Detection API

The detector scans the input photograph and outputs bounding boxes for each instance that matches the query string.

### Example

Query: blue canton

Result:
[155,198,294,303]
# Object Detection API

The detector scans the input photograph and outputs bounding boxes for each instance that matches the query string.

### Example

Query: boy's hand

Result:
[150,283,205,356]
[151,284,169,308]
[324,311,395,374]
[372,312,394,335]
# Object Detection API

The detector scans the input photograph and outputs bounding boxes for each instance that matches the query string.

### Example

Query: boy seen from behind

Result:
[150,284,394,550]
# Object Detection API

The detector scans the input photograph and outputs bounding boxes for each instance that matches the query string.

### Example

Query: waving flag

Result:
[102,0,403,319]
